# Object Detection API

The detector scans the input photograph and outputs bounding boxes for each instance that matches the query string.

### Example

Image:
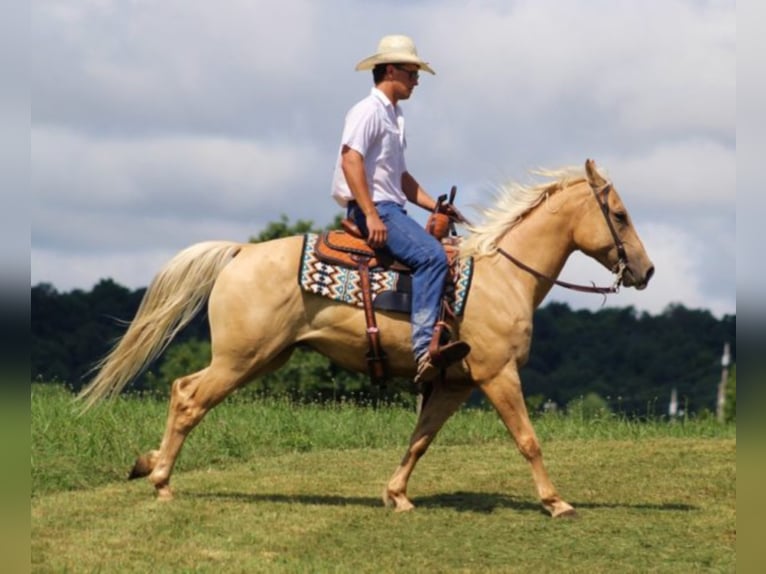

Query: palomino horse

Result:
[78,159,654,517]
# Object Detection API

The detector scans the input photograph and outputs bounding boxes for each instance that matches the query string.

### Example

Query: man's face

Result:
[389,64,420,99]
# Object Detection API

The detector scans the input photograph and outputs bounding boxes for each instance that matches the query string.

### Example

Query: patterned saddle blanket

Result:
[298,233,474,316]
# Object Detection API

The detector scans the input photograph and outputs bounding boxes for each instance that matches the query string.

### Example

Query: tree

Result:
[249,214,343,243]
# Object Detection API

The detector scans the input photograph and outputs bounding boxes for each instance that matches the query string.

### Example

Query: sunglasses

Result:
[393,64,419,80]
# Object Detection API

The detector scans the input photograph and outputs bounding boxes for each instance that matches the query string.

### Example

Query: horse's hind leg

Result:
[384,381,473,511]
[128,365,235,500]
[130,349,292,500]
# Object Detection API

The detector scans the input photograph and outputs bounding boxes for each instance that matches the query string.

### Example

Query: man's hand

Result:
[366,212,387,248]
[438,203,469,224]
[341,146,387,246]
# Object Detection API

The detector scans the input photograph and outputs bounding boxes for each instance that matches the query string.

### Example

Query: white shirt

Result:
[331,87,408,207]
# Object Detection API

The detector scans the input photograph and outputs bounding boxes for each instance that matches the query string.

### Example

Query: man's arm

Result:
[340,146,387,248]
[402,171,437,212]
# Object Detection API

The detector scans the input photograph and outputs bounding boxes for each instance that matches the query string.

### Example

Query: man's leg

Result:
[374,202,447,360]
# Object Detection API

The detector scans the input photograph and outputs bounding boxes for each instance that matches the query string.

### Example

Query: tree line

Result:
[31,216,736,417]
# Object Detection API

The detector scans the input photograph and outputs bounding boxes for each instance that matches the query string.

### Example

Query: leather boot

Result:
[414,340,471,384]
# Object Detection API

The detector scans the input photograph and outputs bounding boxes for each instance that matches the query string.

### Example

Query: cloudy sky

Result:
[31,0,736,318]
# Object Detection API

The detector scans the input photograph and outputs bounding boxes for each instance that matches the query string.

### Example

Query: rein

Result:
[496,247,620,295]
[495,180,628,297]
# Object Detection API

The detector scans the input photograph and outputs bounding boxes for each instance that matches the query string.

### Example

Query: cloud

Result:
[32,127,328,245]
[600,139,736,215]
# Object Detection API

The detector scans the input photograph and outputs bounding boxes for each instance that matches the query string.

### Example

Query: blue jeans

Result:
[348,201,448,360]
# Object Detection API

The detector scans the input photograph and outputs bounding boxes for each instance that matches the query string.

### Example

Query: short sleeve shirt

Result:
[331,87,408,207]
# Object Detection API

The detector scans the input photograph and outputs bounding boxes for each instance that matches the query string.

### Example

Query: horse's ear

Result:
[585,159,607,187]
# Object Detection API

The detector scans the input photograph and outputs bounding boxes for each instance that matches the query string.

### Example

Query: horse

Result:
[78,159,654,518]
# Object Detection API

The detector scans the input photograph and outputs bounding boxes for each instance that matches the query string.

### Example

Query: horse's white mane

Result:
[460,165,593,258]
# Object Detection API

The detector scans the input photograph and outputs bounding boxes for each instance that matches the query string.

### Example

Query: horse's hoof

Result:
[383,489,415,512]
[544,498,577,518]
[394,500,415,513]
[551,505,578,518]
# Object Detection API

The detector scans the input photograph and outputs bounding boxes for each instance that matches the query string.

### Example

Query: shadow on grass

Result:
[192,490,697,515]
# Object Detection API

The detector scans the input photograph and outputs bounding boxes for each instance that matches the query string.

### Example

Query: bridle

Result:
[495,180,629,296]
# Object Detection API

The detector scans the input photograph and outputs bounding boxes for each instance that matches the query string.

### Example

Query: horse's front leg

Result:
[480,364,576,518]
[384,381,473,511]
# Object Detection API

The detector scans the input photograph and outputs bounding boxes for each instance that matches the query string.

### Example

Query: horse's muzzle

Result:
[628,264,654,290]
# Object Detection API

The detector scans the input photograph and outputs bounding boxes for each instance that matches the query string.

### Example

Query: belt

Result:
[347,200,406,213]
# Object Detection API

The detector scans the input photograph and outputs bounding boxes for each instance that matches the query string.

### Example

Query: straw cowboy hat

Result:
[355,35,436,75]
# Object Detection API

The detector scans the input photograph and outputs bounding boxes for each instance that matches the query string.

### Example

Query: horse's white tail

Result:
[77,241,243,411]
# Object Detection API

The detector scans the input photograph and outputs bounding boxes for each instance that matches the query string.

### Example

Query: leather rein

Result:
[495,180,628,296]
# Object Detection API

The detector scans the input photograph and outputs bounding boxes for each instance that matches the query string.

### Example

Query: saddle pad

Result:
[298,233,473,316]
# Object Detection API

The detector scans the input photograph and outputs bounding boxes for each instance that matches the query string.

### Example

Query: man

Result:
[331,34,470,384]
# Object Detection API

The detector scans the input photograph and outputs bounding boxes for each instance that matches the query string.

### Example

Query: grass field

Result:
[32,384,736,573]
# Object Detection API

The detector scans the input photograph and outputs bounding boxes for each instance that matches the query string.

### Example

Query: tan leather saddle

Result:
[314,218,459,271]
[314,229,402,271]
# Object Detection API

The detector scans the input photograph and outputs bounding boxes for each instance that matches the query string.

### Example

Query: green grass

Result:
[32,384,736,572]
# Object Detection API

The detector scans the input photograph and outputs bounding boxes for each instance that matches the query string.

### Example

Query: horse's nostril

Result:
[646,265,655,283]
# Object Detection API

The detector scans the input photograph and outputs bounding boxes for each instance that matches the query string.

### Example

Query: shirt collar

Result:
[371,87,397,111]
[371,87,404,126]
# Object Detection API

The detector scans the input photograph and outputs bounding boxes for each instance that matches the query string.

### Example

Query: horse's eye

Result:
[614,211,628,224]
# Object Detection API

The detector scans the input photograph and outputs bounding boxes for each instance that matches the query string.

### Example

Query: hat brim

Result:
[355,54,435,75]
